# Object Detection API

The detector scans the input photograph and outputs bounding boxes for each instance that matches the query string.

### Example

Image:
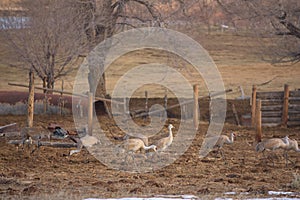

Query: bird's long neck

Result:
[294,141,300,152]
[229,133,234,143]
[168,127,173,139]
[143,144,156,151]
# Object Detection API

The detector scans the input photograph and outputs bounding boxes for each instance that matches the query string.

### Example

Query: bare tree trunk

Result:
[43,77,47,93]
[96,73,106,98]
[27,70,34,128]
[87,0,114,98]
[46,76,55,94]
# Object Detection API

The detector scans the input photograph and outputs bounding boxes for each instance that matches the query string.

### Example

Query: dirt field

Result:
[0,112,300,199]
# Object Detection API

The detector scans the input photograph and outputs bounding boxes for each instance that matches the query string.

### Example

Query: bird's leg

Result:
[220,149,227,164]
[284,151,288,167]
[210,148,218,161]
[284,152,295,167]
[21,136,26,151]
[125,152,138,172]
[270,152,276,167]
[262,151,269,166]
[213,147,221,160]
[31,136,41,156]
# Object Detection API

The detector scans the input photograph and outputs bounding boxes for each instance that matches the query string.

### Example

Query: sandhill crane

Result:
[115,133,149,146]
[119,138,157,153]
[69,134,99,156]
[281,136,300,166]
[204,132,235,161]
[255,136,290,166]
[18,128,36,154]
[155,124,174,151]
[117,138,157,170]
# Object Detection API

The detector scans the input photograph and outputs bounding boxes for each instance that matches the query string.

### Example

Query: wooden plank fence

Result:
[252,84,300,127]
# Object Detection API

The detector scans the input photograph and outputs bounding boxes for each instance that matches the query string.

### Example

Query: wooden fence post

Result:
[182,103,188,120]
[282,84,289,127]
[27,70,34,128]
[251,85,257,127]
[232,103,240,126]
[88,92,93,136]
[164,89,168,109]
[43,93,48,114]
[145,91,148,112]
[193,84,199,130]
[123,97,129,114]
[163,89,168,120]
[59,80,64,115]
[43,77,47,114]
[255,99,262,142]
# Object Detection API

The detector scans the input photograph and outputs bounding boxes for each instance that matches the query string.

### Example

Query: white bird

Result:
[255,136,290,166]
[281,136,300,166]
[155,124,174,151]
[205,132,235,161]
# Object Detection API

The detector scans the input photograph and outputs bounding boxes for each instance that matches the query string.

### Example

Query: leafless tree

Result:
[2,0,213,97]
[76,0,191,97]
[1,0,87,90]
[217,0,300,64]
[195,0,217,33]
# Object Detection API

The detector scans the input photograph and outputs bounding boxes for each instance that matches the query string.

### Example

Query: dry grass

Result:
[1,27,300,99]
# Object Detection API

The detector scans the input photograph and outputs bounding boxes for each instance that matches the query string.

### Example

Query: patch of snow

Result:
[224,192,236,195]
[245,198,298,200]
[85,196,199,200]
[240,192,250,195]
[268,191,294,195]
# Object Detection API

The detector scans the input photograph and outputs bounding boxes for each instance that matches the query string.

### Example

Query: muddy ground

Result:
[0,103,300,199]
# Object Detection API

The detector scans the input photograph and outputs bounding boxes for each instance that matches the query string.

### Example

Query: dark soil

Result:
[0,114,300,199]
[0,92,300,199]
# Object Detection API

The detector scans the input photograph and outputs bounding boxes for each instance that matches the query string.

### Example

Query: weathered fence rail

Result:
[252,84,300,127]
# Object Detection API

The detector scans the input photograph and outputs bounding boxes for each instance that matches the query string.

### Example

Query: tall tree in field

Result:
[217,0,300,64]
[1,0,87,90]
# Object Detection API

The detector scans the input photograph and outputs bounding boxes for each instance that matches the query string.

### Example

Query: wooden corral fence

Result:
[9,76,232,135]
[251,84,300,128]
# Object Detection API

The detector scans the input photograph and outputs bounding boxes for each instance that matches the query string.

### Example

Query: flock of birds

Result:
[15,122,300,166]
[117,124,175,154]
[110,123,300,167]
[255,135,300,166]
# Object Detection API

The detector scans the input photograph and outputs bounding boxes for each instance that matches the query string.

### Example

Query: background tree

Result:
[76,0,166,97]
[1,0,212,97]
[80,0,216,97]
[217,0,300,64]
[1,0,87,91]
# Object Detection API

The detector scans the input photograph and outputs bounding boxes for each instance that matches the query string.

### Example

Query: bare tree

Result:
[217,0,300,64]
[77,0,189,97]
[1,0,87,90]
[1,0,209,97]
[196,0,217,33]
